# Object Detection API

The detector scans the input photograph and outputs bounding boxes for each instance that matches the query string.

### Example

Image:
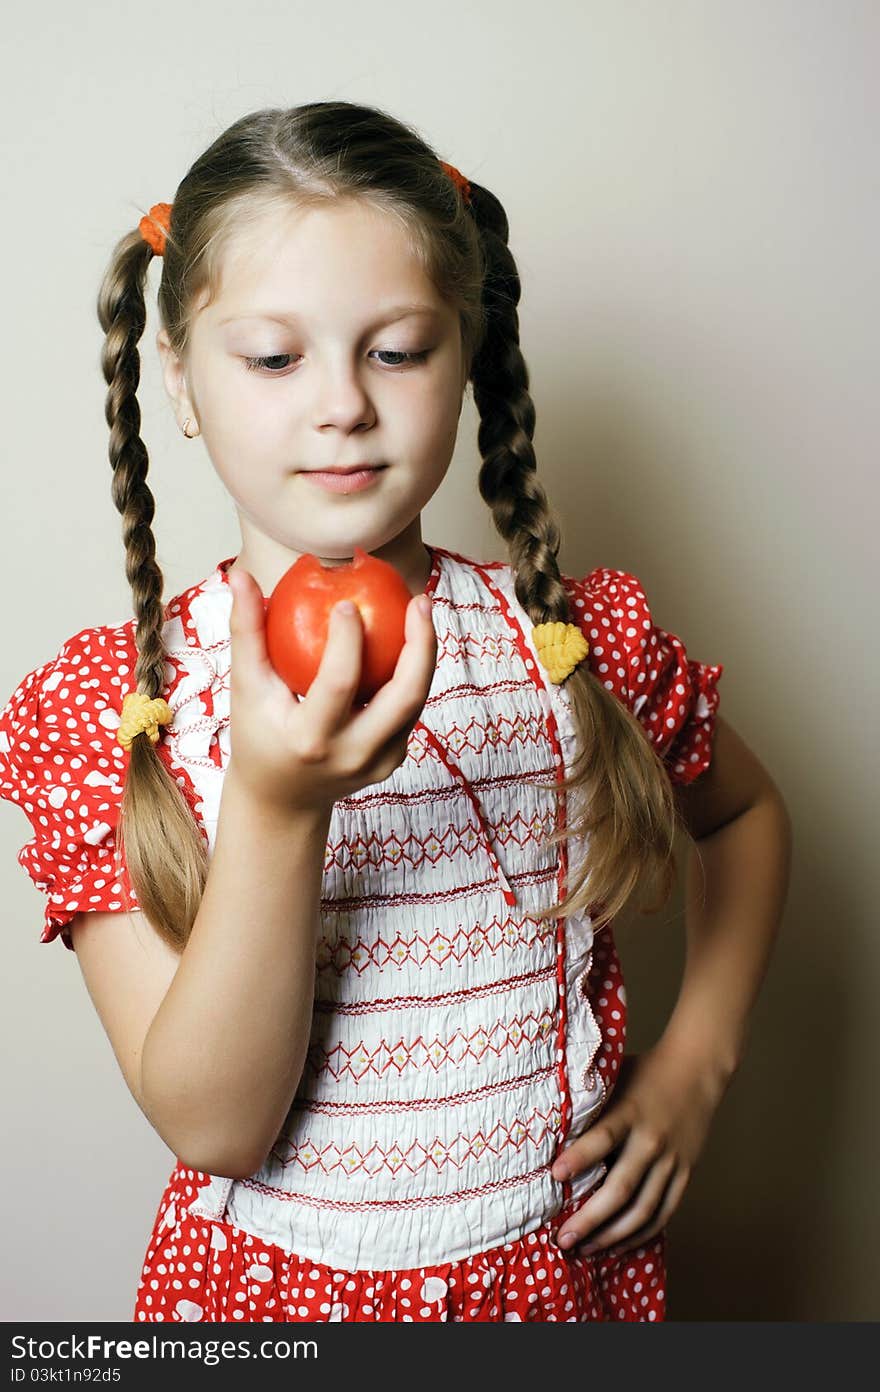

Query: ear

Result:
[155,329,197,426]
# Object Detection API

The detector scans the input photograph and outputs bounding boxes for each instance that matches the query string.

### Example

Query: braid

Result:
[467,186,678,932]
[99,239,169,699]
[469,219,570,626]
[95,230,208,949]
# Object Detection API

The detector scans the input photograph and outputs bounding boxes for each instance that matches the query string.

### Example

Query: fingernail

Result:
[336,601,356,616]
[553,1165,569,1180]
[417,595,431,617]
[557,1232,577,1249]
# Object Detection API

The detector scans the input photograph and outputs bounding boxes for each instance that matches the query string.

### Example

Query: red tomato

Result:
[265,547,413,706]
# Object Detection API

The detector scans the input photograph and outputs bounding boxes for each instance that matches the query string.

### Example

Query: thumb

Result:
[228,567,271,674]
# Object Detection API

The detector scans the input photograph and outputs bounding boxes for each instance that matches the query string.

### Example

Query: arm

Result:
[550,714,793,1255]
[660,714,793,1081]
[139,767,332,1178]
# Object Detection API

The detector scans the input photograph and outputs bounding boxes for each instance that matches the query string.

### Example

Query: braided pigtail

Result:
[465,184,678,933]
[95,211,208,950]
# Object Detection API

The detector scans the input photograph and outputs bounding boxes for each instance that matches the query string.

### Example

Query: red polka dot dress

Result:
[0,545,722,1322]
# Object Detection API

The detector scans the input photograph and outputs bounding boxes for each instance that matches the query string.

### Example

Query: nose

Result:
[313,361,377,433]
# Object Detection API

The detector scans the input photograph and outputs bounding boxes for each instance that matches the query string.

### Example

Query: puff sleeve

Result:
[0,630,141,950]
[563,567,724,786]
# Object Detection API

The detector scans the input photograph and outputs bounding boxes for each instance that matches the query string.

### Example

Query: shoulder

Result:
[560,565,725,786]
[559,565,656,700]
[0,621,144,948]
[561,564,651,626]
[0,620,141,875]
[2,619,132,716]
[0,560,216,764]
[0,570,224,950]
[1,618,138,763]
[0,561,229,801]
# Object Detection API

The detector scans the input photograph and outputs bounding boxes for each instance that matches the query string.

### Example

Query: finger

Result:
[555,1129,656,1248]
[552,1114,628,1181]
[296,600,366,738]
[573,1153,678,1254]
[644,1167,690,1237]
[359,723,413,788]
[585,1165,688,1261]
[227,567,273,681]
[344,593,436,752]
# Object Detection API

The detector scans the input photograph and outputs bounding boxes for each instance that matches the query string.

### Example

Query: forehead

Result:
[207,200,442,322]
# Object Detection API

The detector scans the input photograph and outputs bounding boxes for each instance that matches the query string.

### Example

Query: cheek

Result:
[406,373,462,439]
[210,379,292,444]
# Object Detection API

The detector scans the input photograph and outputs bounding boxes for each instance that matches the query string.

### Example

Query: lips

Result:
[302,467,386,494]
[302,465,386,475]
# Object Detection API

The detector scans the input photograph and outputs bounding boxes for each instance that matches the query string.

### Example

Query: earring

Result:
[181,417,200,438]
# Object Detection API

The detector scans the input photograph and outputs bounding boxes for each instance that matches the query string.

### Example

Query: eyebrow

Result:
[219,303,443,327]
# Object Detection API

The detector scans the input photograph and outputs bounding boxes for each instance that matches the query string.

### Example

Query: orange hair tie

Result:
[139,202,173,256]
[439,161,473,207]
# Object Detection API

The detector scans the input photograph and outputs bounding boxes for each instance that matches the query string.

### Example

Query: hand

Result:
[225,567,437,818]
[551,1036,734,1260]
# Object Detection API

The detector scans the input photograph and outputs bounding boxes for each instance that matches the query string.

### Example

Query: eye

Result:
[370,350,431,368]
[244,353,297,373]
[242,349,431,375]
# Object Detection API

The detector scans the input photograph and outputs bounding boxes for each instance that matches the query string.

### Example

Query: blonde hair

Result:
[97,100,679,950]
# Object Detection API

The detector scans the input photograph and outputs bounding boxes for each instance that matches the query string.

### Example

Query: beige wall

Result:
[2,0,876,1321]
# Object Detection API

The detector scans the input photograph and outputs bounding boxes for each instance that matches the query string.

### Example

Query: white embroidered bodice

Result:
[152,545,607,1270]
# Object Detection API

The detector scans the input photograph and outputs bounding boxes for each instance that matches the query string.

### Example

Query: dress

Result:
[0,544,723,1322]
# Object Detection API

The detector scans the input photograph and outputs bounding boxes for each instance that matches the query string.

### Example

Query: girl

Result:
[0,101,791,1323]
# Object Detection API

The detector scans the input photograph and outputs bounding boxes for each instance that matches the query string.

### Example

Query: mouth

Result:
[300,464,387,475]
[300,465,388,494]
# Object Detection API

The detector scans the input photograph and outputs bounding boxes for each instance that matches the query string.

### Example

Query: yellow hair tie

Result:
[117,690,174,751]
[531,621,590,685]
